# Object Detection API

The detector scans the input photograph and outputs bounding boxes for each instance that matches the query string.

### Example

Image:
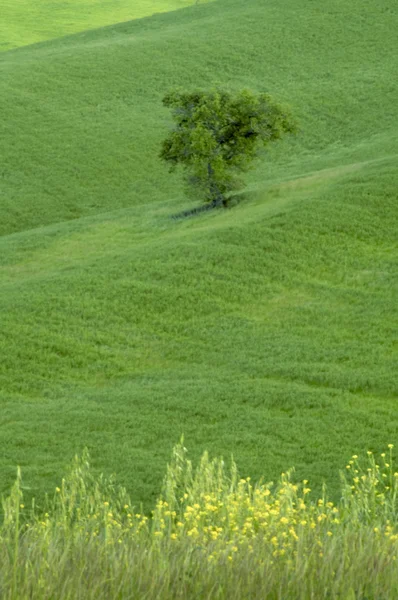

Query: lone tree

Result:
[160,89,297,207]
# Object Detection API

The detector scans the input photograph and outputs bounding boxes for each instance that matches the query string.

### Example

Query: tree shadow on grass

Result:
[170,191,252,220]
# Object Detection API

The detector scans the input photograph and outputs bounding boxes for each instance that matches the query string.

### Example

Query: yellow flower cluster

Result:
[147,445,398,565]
[150,472,344,563]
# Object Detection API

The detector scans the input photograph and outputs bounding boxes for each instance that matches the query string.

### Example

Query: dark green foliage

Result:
[160,89,297,205]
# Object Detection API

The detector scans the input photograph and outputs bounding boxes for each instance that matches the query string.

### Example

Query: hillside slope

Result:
[0,0,397,506]
[1,156,397,505]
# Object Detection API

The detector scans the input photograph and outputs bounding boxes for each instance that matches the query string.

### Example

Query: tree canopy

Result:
[160,89,297,206]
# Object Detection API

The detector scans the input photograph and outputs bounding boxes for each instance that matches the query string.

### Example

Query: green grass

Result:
[0,0,397,512]
[0,0,211,52]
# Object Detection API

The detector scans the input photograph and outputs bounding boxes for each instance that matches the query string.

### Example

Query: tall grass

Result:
[1,443,397,599]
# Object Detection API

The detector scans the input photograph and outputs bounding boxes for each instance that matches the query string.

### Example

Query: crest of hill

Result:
[0,0,397,236]
[0,0,214,52]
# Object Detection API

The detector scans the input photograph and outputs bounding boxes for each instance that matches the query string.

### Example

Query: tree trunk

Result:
[207,162,225,206]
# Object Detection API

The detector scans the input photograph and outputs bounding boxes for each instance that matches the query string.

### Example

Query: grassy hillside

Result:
[1,0,397,236]
[0,0,397,509]
[1,160,397,506]
[0,0,210,52]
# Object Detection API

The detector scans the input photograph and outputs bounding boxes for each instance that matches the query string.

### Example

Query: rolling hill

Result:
[0,0,397,508]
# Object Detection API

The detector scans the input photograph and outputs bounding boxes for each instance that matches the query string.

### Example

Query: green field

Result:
[0,0,211,52]
[0,0,397,513]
